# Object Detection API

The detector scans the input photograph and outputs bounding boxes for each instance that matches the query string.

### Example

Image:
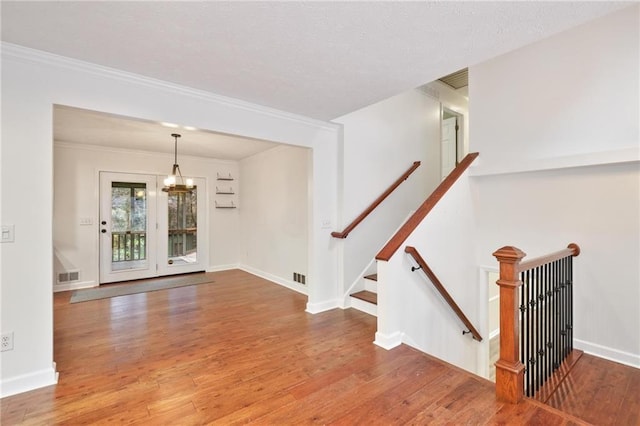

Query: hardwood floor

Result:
[0,269,635,424]
[546,353,640,425]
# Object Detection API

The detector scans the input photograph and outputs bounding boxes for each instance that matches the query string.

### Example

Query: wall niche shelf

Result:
[217,172,234,181]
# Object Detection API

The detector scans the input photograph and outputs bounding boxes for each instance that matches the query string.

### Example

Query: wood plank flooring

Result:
[0,269,635,424]
[546,353,640,425]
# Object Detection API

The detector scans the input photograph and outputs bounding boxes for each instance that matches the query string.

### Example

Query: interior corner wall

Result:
[53,143,240,291]
[333,88,448,292]
[469,5,640,366]
[239,144,310,293]
[0,44,340,397]
[472,163,640,366]
[469,4,639,172]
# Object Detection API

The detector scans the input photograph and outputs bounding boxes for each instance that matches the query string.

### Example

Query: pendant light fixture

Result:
[162,133,194,193]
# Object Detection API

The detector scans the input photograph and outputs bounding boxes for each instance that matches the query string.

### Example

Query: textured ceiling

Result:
[2,1,631,160]
[1,1,630,121]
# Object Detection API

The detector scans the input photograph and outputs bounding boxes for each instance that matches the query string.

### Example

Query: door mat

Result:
[70,272,214,303]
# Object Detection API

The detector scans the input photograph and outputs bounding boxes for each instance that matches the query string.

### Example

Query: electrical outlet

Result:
[1,332,14,352]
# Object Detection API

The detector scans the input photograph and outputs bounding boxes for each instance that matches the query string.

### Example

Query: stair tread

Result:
[351,290,377,305]
[364,273,378,281]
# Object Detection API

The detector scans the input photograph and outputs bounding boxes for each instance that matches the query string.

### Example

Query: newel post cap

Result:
[492,246,526,263]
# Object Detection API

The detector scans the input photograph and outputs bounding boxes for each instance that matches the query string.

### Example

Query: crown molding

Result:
[2,42,340,132]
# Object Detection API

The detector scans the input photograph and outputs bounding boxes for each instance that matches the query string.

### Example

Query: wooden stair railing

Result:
[493,243,581,404]
[331,161,421,239]
[376,152,478,260]
[405,246,482,342]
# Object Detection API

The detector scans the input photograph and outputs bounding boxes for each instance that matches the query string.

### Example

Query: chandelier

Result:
[162,133,194,193]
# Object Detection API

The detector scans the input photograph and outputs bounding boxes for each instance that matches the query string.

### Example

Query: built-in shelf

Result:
[216,186,234,195]
[217,172,234,181]
[215,201,236,209]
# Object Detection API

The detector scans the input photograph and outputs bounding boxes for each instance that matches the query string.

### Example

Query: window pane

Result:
[167,187,197,264]
[111,182,147,263]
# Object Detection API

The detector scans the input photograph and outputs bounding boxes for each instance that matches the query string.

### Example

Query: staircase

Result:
[349,273,378,316]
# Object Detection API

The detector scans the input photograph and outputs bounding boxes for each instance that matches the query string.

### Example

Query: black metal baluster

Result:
[531,268,540,395]
[541,263,547,382]
[560,257,567,362]
[568,256,574,354]
[523,270,530,397]
[537,266,544,393]
[553,262,560,370]
[519,272,526,396]
[564,256,570,359]
[545,262,552,382]
[530,269,535,396]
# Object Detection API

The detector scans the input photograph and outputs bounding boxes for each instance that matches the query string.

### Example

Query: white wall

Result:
[334,86,468,295]
[470,5,640,366]
[470,4,639,175]
[0,44,340,397]
[376,170,483,375]
[239,145,310,293]
[53,142,240,290]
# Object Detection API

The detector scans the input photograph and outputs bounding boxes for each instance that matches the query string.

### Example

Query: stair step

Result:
[364,273,378,281]
[351,290,377,305]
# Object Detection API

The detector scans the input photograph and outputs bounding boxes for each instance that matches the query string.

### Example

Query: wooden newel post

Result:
[493,246,526,403]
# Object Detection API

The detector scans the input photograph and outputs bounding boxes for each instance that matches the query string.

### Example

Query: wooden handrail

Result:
[376,152,479,260]
[331,161,421,239]
[405,246,483,342]
[518,243,580,272]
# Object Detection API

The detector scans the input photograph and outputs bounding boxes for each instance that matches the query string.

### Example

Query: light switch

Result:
[79,217,93,226]
[321,220,332,229]
[1,225,15,243]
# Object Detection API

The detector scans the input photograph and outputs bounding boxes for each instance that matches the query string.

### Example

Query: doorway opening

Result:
[441,107,464,180]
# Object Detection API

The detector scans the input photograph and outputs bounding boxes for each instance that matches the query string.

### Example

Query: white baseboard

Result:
[374,331,403,350]
[574,339,640,368]
[489,329,500,340]
[211,264,341,314]
[53,280,96,292]
[306,299,341,314]
[238,264,308,296]
[207,263,241,272]
[0,363,58,398]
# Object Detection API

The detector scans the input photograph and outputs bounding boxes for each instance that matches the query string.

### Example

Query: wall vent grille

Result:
[58,270,80,283]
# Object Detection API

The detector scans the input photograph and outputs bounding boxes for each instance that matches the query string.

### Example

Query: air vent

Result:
[58,270,80,283]
[438,68,468,90]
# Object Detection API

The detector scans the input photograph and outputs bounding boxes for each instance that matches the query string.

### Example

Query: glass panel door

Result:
[157,177,206,276]
[167,189,198,265]
[100,172,157,283]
